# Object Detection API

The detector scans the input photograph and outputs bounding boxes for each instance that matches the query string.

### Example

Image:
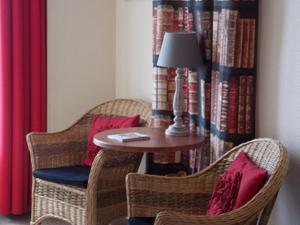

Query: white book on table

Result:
[107,132,150,142]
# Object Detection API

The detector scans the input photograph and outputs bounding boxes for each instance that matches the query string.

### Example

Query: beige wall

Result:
[115,0,152,172]
[48,0,152,131]
[47,0,116,131]
[115,0,152,101]
[257,0,300,224]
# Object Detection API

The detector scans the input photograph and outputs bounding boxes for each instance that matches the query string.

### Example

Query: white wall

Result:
[47,0,116,131]
[115,0,152,101]
[257,0,300,224]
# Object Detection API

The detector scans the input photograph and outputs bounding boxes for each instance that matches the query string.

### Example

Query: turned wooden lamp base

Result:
[165,124,189,137]
[165,67,190,137]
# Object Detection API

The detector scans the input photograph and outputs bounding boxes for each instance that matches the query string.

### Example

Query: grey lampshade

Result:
[157,32,203,68]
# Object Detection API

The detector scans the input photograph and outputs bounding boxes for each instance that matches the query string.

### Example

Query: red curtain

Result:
[0,0,46,215]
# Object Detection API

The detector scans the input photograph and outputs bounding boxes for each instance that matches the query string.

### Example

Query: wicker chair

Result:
[27,99,152,225]
[126,138,289,225]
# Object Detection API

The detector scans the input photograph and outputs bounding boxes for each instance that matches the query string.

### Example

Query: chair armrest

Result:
[154,211,257,225]
[85,150,144,223]
[126,172,218,217]
[27,124,88,170]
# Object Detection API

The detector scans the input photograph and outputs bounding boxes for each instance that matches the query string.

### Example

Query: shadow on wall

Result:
[256,0,284,139]
[257,0,300,224]
[279,154,300,223]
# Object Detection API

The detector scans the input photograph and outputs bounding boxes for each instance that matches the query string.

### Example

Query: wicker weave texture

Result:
[126,138,289,225]
[27,99,152,225]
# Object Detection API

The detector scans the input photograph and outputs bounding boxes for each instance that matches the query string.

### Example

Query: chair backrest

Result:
[208,138,289,225]
[52,99,151,167]
[211,138,287,176]
[72,98,152,145]
[87,98,152,126]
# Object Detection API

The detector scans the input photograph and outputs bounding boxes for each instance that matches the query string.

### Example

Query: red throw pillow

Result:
[207,151,268,215]
[82,115,140,166]
[207,171,242,216]
[228,151,268,209]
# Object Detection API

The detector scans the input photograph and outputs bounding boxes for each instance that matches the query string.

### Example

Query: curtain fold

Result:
[152,0,258,173]
[0,0,46,215]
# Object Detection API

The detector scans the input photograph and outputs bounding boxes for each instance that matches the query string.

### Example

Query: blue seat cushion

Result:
[128,217,155,225]
[33,166,91,188]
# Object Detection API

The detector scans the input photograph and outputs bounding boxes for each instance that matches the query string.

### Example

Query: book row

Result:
[212,9,256,68]
[153,5,193,55]
[210,70,254,134]
[194,8,256,68]
[153,68,255,135]
[153,5,256,70]
[152,67,198,115]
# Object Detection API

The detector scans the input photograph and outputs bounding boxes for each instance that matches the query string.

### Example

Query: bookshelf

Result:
[150,0,258,174]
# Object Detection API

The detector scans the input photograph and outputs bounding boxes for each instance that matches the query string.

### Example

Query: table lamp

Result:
[157,32,203,136]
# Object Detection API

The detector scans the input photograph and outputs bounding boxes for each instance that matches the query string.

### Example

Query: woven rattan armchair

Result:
[27,99,152,225]
[126,138,289,225]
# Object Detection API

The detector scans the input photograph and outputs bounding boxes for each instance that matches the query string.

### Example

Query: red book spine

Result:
[210,71,216,125]
[200,80,206,119]
[216,76,222,130]
[215,72,220,128]
[237,75,247,133]
[177,7,184,31]
[200,80,211,120]
[248,19,256,68]
[210,135,216,162]
[202,11,213,61]
[242,19,250,68]
[183,7,191,31]
[213,71,220,126]
[227,77,239,134]
[245,76,254,133]
[221,9,229,66]
[205,82,211,120]
[173,7,180,31]
[234,19,244,68]
[216,10,225,64]
[220,81,229,132]
[227,10,239,67]
[212,11,219,63]
[153,7,157,54]
[188,11,193,31]
[188,71,198,115]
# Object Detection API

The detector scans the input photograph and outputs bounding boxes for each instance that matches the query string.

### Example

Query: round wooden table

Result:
[93,127,204,153]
